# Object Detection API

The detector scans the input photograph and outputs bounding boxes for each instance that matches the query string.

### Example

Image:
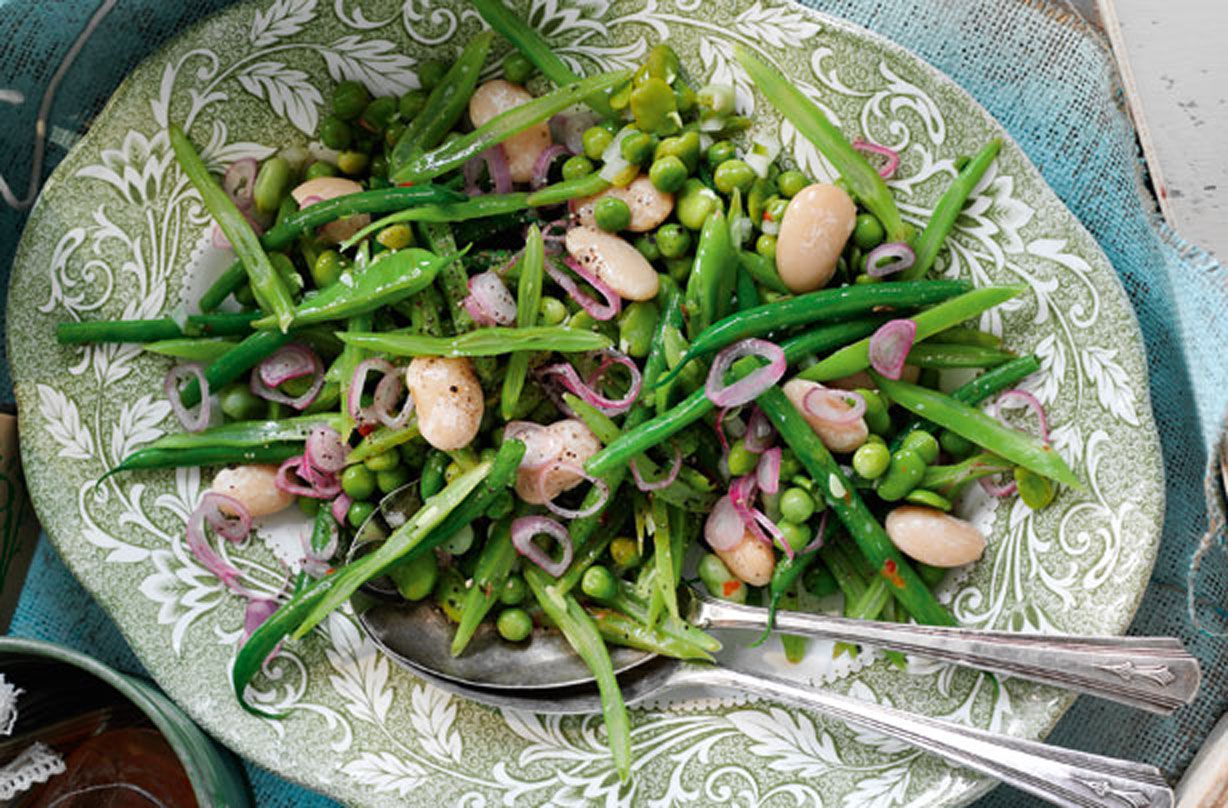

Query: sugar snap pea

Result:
[501,225,544,420]
[337,326,610,357]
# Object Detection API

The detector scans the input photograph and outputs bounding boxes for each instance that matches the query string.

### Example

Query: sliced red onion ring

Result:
[331,494,352,525]
[250,344,324,411]
[372,370,414,429]
[186,492,253,597]
[531,143,571,190]
[865,242,916,278]
[756,447,782,494]
[705,338,787,408]
[729,474,788,558]
[463,153,484,196]
[801,510,829,554]
[223,158,259,207]
[979,475,1018,497]
[511,516,574,577]
[993,388,1050,443]
[463,271,517,326]
[744,407,775,453]
[704,494,744,551]
[243,598,280,639]
[868,320,917,381]
[299,518,339,570]
[164,363,210,433]
[304,425,347,474]
[348,358,397,426]
[803,386,867,425]
[464,146,513,195]
[504,421,560,471]
[537,461,608,519]
[546,256,622,321]
[852,139,901,179]
[713,407,736,457]
[540,354,641,416]
[275,456,341,499]
[551,109,600,155]
[630,444,682,492]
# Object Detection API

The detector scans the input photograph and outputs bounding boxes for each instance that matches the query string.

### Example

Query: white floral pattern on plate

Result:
[8,0,1163,805]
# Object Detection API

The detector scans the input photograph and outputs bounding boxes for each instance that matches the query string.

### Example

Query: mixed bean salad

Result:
[59,0,1081,776]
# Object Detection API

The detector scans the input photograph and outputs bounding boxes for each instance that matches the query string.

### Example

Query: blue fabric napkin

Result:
[2,1,1225,805]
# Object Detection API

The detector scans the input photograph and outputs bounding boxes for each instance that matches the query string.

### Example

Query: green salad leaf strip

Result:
[178,329,294,409]
[870,372,1084,490]
[451,518,517,656]
[346,420,421,465]
[393,71,631,184]
[903,138,1003,281]
[734,46,908,242]
[920,453,1014,497]
[339,194,530,252]
[501,225,545,420]
[469,0,617,118]
[56,312,260,345]
[391,31,495,172]
[337,326,611,357]
[797,286,1024,382]
[143,337,239,362]
[169,125,296,331]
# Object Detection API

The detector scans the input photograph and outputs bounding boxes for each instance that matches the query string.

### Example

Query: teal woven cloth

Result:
[2,1,1225,805]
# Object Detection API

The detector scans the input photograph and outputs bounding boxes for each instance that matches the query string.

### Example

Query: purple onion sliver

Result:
[243,598,280,639]
[539,359,639,416]
[304,425,347,474]
[348,358,397,425]
[801,510,830,554]
[164,363,210,433]
[865,242,916,278]
[743,406,775,453]
[868,319,917,381]
[994,388,1050,443]
[704,338,787,408]
[756,447,781,495]
[258,344,320,388]
[485,145,513,195]
[332,494,352,525]
[223,158,259,207]
[531,143,571,190]
[629,444,682,492]
[511,515,573,578]
[373,370,414,429]
[546,257,620,321]
[187,493,255,597]
[539,462,608,520]
[979,475,1018,498]
[852,139,901,179]
[704,494,744,551]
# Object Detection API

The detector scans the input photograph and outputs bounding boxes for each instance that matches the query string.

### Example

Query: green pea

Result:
[714,159,755,194]
[377,465,412,494]
[905,489,952,511]
[939,429,974,458]
[594,197,632,232]
[581,565,618,600]
[853,441,891,480]
[484,489,514,520]
[341,464,376,500]
[609,537,641,570]
[630,77,680,136]
[865,433,886,445]
[503,51,535,84]
[252,157,291,216]
[853,213,886,250]
[727,439,759,477]
[902,430,941,464]
[619,130,656,166]
[304,160,337,180]
[582,126,614,160]
[319,115,352,150]
[698,553,746,603]
[875,448,927,501]
[634,233,661,262]
[778,520,811,554]
[657,131,702,173]
[656,223,691,258]
[398,439,428,466]
[398,89,427,120]
[347,500,376,529]
[538,296,567,325]
[856,388,892,435]
[298,496,321,517]
[665,257,691,284]
[388,551,438,601]
[376,223,414,250]
[360,96,398,133]
[337,150,368,175]
[497,608,534,642]
[619,300,659,358]
[677,178,721,230]
[779,487,815,523]
[706,140,737,168]
[648,155,688,193]
[312,249,345,288]
[499,575,528,606]
[1015,467,1056,510]
[779,449,801,481]
[755,233,777,260]
[763,196,789,226]
[332,80,370,121]
[417,60,447,91]
[363,449,400,472]
[219,383,265,421]
[777,170,808,198]
[440,523,475,556]
[561,154,594,181]
[434,567,467,624]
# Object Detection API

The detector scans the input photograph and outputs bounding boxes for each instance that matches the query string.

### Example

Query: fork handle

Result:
[695,597,1200,714]
[682,666,1173,808]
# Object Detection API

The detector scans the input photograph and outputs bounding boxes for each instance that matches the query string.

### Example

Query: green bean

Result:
[390,31,495,172]
[253,157,291,215]
[132,415,344,454]
[734,47,907,242]
[502,225,545,420]
[338,326,610,357]
[929,327,1003,349]
[592,608,714,662]
[419,450,449,499]
[452,519,517,655]
[469,0,616,118]
[871,372,1083,490]
[407,282,446,337]
[737,250,790,294]
[335,312,373,427]
[905,342,1016,369]
[103,442,300,479]
[684,210,737,337]
[169,126,295,331]
[756,385,956,626]
[394,72,631,184]
[650,496,680,621]
[798,286,1023,382]
[56,311,260,345]
[347,421,421,465]
[904,139,1002,280]
[525,173,611,207]
[177,329,293,409]
[340,193,530,251]
[142,337,238,362]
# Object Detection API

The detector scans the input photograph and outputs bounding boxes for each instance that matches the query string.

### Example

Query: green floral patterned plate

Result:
[8,1,1163,805]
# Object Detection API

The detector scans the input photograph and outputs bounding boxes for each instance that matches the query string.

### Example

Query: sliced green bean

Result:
[340,194,530,251]
[592,608,714,662]
[737,249,790,295]
[103,442,300,478]
[452,519,517,656]
[347,421,421,465]
[56,312,260,345]
[338,326,610,357]
[143,337,238,362]
[501,225,544,420]
[525,173,611,207]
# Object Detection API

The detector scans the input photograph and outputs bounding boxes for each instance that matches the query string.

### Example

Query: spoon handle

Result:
[693,595,1199,714]
[682,666,1173,808]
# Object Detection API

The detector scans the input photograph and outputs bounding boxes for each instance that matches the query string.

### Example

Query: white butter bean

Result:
[469,80,553,184]
[783,378,869,454]
[715,529,776,587]
[885,505,986,568]
[565,225,660,301]
[512,419,602,504]
[290,176,369,244]
[210,465,294,518]
[573,176,674,232]
[405,356,483,451]
[775,183,856,293]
